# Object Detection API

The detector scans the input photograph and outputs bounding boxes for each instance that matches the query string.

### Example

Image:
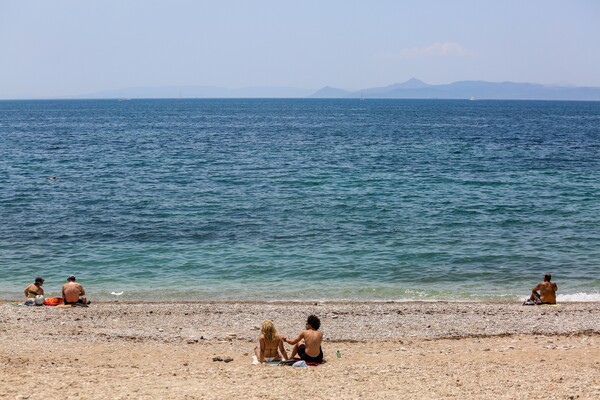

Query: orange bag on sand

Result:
[44,297,63,306]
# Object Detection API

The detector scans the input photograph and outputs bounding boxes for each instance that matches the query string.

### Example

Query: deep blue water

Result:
[1,99,599,301]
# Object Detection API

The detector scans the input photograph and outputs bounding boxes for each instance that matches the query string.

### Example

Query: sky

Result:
[1,0,600,99]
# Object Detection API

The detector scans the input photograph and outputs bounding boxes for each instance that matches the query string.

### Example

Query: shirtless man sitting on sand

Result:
[62,275,88,306]
[529,273,558,304]
[283,314,324,363]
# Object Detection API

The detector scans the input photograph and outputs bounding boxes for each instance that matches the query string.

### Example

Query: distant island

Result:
[310,78,600,101]
[66,79,600,101]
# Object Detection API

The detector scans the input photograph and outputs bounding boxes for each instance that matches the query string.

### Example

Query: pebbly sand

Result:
[1,301,599,399]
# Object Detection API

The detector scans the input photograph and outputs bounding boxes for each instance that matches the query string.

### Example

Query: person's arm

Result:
[259,337,266,363]
[24,285,29,297]
[62,285,66,299]
[278,338,289,360]
[531,283,542,295]
[79,284,85,296]
[285,331,304,345]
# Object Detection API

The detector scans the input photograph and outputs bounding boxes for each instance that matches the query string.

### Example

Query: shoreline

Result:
[3,285,599,303]
[4,298,600,305]
[2,301,599,399]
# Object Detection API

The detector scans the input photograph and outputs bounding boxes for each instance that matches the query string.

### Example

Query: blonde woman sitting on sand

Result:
[254,320,289,364]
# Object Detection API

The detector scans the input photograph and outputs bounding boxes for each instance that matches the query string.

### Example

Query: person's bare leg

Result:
[529,291,538,301]
[290,343,299,359]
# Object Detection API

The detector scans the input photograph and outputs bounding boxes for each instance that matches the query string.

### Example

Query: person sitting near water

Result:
[254,320,289,363]
[62,275,88,306]
[527,273,558,304]
[283,314,324,363]
[24,277,45,298]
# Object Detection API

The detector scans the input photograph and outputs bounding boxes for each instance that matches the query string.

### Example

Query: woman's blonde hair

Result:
[261,320,278,342]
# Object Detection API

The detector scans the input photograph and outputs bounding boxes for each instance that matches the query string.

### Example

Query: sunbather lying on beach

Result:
[283,314,324,363]
[254,320,289,363]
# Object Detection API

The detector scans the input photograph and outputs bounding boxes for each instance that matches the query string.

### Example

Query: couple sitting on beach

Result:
[24,275,88,306]
[254,315,323,364]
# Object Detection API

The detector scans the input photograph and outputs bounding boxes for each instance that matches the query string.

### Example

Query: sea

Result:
[1,99,599,302]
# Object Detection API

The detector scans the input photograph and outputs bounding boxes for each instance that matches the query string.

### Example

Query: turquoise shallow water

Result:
[1,99,599,301]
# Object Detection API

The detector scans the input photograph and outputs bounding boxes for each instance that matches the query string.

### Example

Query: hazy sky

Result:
[1,0,599,98]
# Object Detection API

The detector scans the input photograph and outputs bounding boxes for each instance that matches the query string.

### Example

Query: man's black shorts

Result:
[298,344,323,363]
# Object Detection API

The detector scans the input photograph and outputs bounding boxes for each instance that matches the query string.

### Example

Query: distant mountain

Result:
[373,78,431,91]
[78,85,313,99]
[359,79,429,98]
[310,79,600,101]
[309,86,353,98]
[69,79,600,100]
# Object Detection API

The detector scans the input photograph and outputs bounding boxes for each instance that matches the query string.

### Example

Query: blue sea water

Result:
[1,99,599,301]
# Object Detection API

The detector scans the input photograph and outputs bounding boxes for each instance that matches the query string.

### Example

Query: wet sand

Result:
[1,301,599,399]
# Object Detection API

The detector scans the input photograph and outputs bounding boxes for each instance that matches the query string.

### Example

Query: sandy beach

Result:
[1,301,599,399]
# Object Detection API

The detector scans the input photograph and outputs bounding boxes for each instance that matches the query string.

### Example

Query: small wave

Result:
[557,292,600,302]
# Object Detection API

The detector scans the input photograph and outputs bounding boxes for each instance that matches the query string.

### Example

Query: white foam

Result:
[556,292,600,302]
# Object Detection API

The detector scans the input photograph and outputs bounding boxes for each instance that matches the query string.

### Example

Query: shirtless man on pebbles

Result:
[529,273,558,304]
[62,275,88,306]
[283,314,324,363]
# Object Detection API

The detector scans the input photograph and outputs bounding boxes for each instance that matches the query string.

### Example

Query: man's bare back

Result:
[533,281,557,303]
[284,315,324,362]
[62,276,86,304]
[299,328,323,357]
[530,273,557,304]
